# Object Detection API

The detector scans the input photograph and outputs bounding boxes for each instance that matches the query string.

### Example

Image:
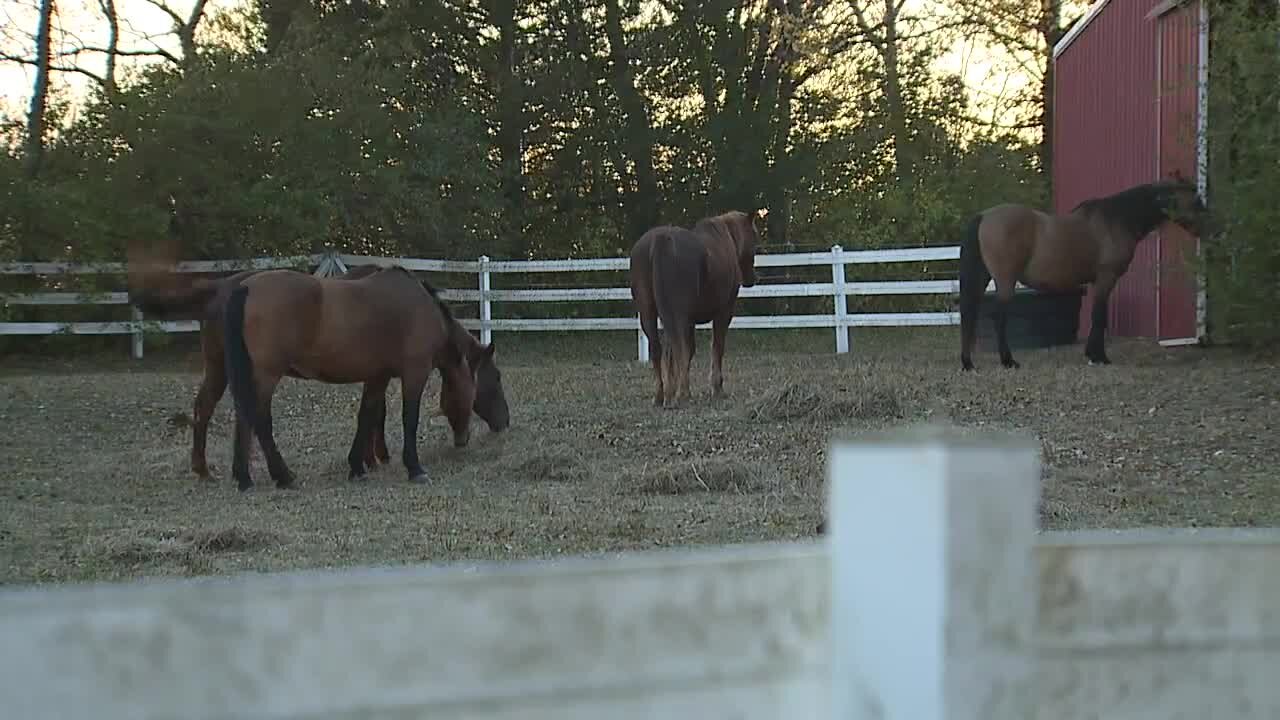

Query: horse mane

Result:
[1071,180,1194,239]
[361,264,469,365]
[693,210,754,257]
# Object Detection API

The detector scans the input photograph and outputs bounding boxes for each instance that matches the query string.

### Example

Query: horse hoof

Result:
[275,476,297,490]
[408,473,430,484]
[349,472,368,483]
[238,482,254,493]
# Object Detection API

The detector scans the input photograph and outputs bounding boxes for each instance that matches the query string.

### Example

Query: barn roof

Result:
[1053,0,1192,59]
[1053,0,1118,59]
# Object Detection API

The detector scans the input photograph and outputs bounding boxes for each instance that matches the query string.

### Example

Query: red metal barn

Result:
[1052,0,1209,344]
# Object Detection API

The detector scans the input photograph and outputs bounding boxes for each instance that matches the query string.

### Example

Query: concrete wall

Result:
[2,430,1277,719]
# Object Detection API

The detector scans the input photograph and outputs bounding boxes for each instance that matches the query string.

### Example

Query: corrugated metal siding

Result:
[1156,1,1201,340]
[1053,0,1161,339]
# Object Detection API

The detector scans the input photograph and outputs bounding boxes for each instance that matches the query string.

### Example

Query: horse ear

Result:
[484,342,496,360]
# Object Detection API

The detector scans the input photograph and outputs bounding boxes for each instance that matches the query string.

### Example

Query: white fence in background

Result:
[2,427,1277,719]
[0,245,968,361]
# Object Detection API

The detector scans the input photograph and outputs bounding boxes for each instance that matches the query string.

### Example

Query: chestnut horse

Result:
[630,210,759,408]
[222,265,508,491]
[958,179,1209,371]
[129,265,397,479]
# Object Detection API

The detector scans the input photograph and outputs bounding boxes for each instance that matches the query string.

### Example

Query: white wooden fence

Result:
[0,245,966,362]
[2,427,1276,719]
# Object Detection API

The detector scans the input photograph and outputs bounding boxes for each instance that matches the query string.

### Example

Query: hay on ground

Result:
[622,456,780,496]
[749,381,903,423]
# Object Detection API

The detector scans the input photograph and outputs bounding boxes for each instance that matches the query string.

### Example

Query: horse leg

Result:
[230,413,257,492]
[1085,272,1118,365]
[190,366,226,481]
[709,314,729,398]
[374,387,390,463]
[349,378,389,481]
[678,324,695,403]
[991,281,1020,369]
[400,367,431,484]
[366,390,390,465]
[191,331,227,480]
[240,370,294,489]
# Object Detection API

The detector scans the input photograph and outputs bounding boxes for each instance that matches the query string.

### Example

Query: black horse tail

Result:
[958,213,990,303]
[223,284,260,429]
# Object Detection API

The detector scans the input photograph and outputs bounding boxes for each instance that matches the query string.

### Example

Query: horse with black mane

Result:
[130,265,403,479]
[217,265,508,490]
[958,178,1210,371]
[629,210,759,409]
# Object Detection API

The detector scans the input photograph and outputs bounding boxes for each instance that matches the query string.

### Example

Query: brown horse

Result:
[958,179,1210,370]
[129,265,395,479]
[222,265,508,490]
[630,210,759,408]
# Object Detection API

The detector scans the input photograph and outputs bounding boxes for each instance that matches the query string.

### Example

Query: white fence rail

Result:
[1,245,972,361]
[2,427,1276,719]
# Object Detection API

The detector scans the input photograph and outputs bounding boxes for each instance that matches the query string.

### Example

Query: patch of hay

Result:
[509,445,591,483]
[750,381,903,423]
[624,456,779,496]
[821,386,904,421]
[749,382,824,421]
[94,525,278,566]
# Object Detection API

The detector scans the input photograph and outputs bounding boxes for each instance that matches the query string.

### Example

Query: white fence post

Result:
[478,255,492,345]
[828,426,1040,720]
[637,319,649,363]
[831,245,849,354]
[130,305,143,360]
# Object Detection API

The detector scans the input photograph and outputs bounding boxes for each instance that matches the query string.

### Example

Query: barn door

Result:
[1153,0,1205,343]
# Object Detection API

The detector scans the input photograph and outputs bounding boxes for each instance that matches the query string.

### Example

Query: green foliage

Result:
[2,0,1050,285]
[1203,0,1280,346]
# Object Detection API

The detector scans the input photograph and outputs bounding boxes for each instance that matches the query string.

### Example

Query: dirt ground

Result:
[2,327,1278,587]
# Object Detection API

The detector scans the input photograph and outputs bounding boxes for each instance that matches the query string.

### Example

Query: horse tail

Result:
[649,231,699,358]
[957,212,991,368]
[128,282,220,320]
[958,212,989,295]
[223,284,260,429]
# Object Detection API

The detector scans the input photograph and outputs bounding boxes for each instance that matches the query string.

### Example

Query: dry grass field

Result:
[2,327,1278,587]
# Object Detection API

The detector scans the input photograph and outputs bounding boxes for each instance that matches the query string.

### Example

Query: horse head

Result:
[466,339,510,432]
[720,210,759,288]
[1157,177,1213,238]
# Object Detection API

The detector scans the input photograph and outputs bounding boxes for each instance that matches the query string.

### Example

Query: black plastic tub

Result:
[977,286,1085,351]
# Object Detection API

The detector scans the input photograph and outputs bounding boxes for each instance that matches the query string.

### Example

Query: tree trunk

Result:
[881,1,913,190]
[602,0,659,239]
[99,0,119,98]
[492,0,525,256]
[1039,0,1063,187]
[24,0,55,179]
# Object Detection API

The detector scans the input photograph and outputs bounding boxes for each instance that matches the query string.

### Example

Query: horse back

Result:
[979,204,1102,291]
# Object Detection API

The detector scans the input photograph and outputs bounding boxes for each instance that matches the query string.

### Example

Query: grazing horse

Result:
[129,265,396,479]
[630,210,759,408]
[958,179,1209,370]
[221,265,508,491]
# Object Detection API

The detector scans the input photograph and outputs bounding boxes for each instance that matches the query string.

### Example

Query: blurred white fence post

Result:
[130,305,143,360]
[637,319,649,363]
[827,426,1040,720]
[830,245,849,354]
[478,255,493,345]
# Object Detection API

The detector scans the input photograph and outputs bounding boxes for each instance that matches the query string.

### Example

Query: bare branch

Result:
[55,43,180,64]
[0,50,108,86]
[140,0,184,28]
